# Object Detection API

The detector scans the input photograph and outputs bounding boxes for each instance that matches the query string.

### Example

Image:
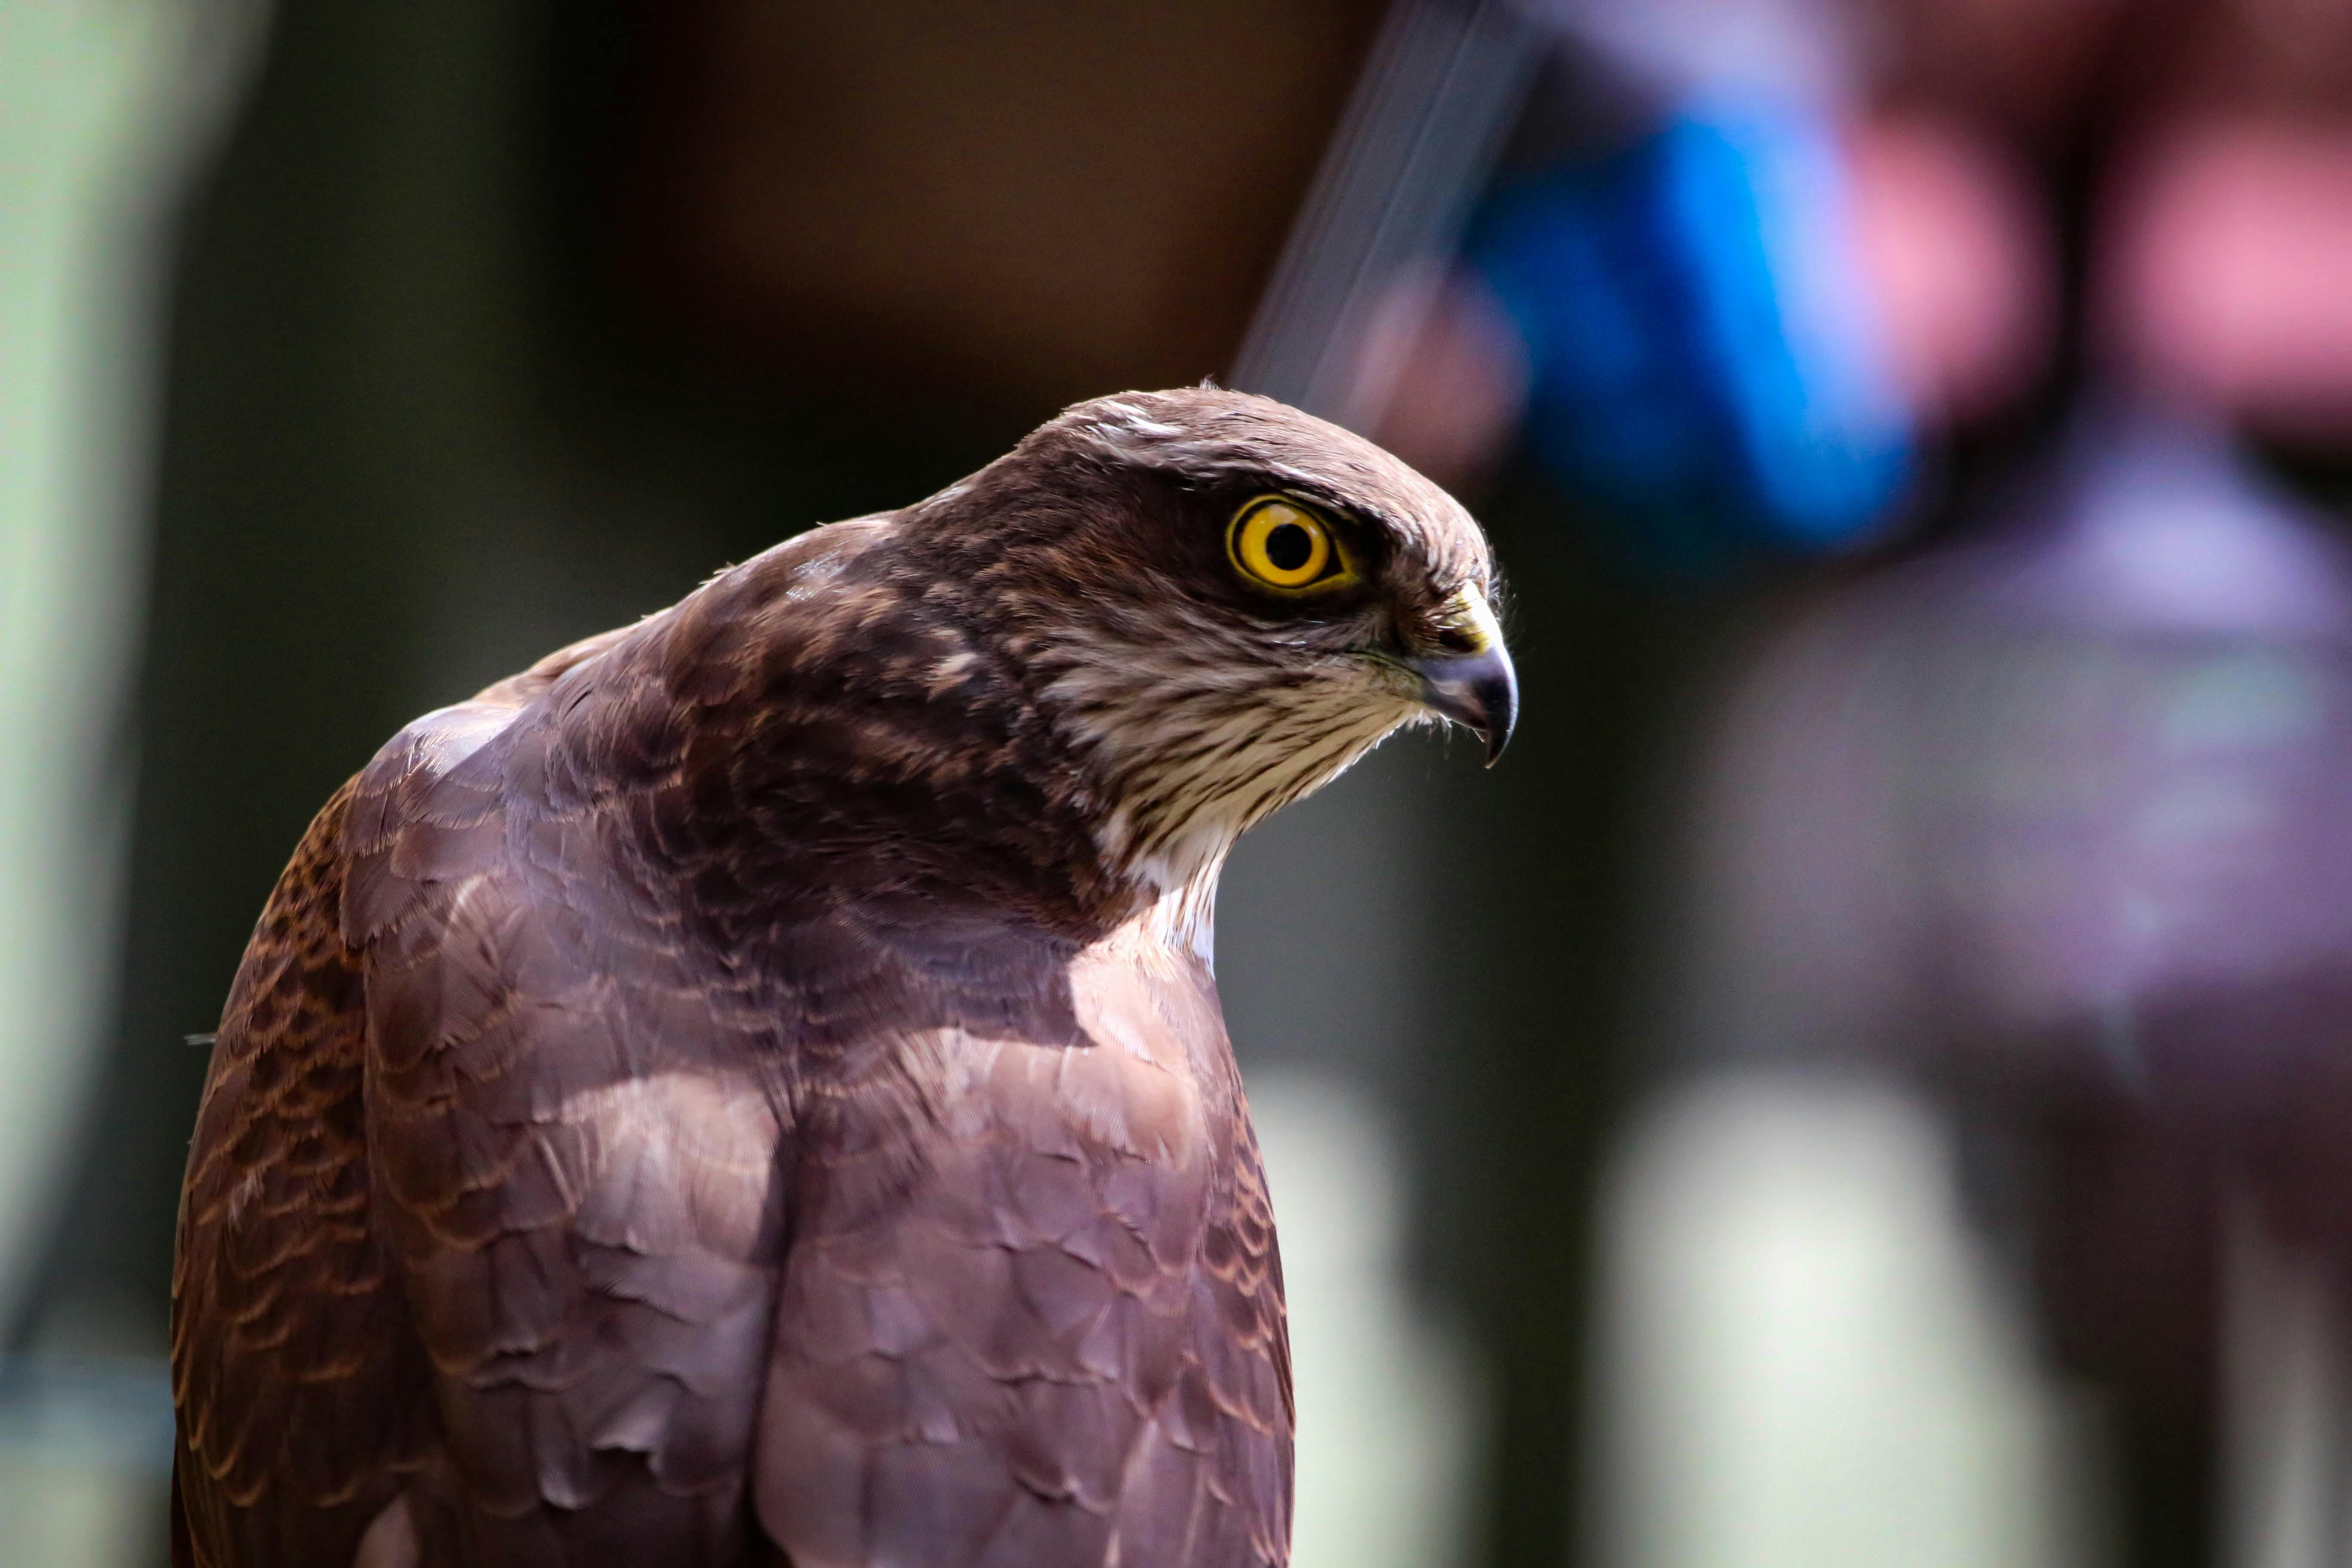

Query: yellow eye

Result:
[1228,496,1350,592]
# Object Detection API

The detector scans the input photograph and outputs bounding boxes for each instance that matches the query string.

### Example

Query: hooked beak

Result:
[1411,583,1517,766]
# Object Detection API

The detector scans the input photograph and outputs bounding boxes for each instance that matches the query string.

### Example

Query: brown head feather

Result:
[580,387,1502,958]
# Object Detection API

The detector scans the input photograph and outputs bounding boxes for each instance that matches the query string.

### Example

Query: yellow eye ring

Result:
[1228,496,1352,592]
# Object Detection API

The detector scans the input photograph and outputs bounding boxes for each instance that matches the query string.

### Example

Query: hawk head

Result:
[893,387,1515,924]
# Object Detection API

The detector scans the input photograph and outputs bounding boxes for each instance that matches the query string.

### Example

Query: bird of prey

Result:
[170,387,1514,1568]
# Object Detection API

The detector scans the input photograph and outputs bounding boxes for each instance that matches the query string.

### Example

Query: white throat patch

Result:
[1042,613,1424,965]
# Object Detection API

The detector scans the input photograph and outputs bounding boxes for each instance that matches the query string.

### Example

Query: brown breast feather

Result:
[172,524,1293,1567]
[752,937,1292,1568]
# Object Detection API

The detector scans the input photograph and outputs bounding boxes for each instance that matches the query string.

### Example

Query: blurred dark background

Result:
[9,1,2352,1565]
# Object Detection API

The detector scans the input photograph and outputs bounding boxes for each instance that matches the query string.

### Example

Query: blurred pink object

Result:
[1846,111,2055,422]
[2104,118,2352,439]
[1351,265,1529,491]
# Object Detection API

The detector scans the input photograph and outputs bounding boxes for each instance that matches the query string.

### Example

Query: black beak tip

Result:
[1414,647,1518,769]
[1476,673,1516,768]
[1481,707,1514,768]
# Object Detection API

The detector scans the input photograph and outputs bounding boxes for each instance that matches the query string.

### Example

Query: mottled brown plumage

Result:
[171,389,1512,1568]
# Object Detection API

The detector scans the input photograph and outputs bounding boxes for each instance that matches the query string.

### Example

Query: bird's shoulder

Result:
[335,516,908,936]
[340,508,1134,1035]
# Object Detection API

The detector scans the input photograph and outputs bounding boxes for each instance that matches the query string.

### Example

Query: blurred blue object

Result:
[1465,97,1914,576]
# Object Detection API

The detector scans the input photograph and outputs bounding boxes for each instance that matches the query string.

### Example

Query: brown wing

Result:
[172,778,433,1568]
[751,939,1293,1568]
[1175,1094,1294,1564]
[173,622,789,1568]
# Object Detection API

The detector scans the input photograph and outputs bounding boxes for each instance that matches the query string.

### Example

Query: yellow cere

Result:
[1229,496,1347,591]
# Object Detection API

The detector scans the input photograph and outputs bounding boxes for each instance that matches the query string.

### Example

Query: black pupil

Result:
[1264,522,1314,573]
